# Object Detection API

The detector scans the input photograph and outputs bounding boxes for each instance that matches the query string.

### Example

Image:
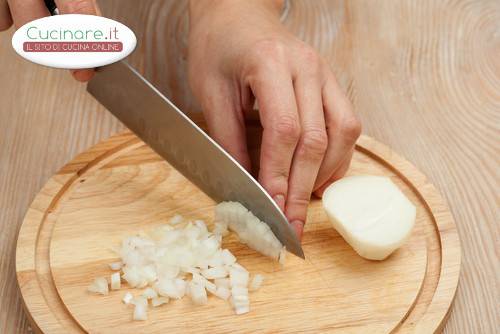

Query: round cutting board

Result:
[16,129,460,334]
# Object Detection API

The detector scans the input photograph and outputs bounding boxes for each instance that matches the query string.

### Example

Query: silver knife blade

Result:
[87,61,304,259]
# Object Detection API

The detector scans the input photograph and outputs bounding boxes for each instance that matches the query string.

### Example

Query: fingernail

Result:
[291,220,304,240]
[273,194,285,212]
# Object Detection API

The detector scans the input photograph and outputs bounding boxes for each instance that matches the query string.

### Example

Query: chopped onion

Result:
[249,274,264,291]
[151,296,169,307]
[109,261,123,271]
[110,272,121,290]
[90,202,282,319]
[122,292,133,304]
[201,266,227,279]
[215,202,284,260]
[278,247,287,266]
[189,281,208,305]
[133,303,147,321]
[154,278,184,299]
[214,286,231,300]
[87,277,108,295]
[142,287,158,299]
[132,296,148,307]
[221,249,236,265]
[229,267,249,287]
[214,278,230,289]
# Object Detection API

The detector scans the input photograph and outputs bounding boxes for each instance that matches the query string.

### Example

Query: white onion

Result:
[154,278,184,299]
[201,266,227,279]
[189,281,208,305]
[214,286,231,300]
[142,287,158,299]
[109,261,123,271]
[133,303,147,321]
[110,272,121,290]
[122,292,133,304]
[215,202,284,260]
[221,249,236,265]
[151,296,169,307]
[214,278,230,289]
[132,296,149,319]
[87,277,108,295]
[89,202,282,319]
[132,296,148,307]
[249,274,264,291]
[229,267,249,288]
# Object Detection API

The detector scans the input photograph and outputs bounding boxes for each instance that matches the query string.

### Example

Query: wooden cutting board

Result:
[16,127,460,333]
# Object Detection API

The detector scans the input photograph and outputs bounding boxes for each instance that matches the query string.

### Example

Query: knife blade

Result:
[87,61,304,259]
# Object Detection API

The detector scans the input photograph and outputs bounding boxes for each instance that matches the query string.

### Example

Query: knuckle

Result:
[298,46,322,73]
[256,38,287,59]
[300,128,328,155]
[340,115,362,142]
[270,115,301,140]
[247,39,287,73]
[61,0,95,14]
[287,195,311,211]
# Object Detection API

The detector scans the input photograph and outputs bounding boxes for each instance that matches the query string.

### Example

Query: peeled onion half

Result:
[322,175,416,260]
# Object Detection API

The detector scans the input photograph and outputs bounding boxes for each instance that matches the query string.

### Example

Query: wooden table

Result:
[0,1,498,333]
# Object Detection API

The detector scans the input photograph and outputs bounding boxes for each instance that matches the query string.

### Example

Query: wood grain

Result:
[0,0,498,333]
[16,131,459,333]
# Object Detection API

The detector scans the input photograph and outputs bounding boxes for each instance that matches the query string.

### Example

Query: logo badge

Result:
[11,14,137,69]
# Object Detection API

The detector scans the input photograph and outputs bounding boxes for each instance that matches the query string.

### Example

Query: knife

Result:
[87,61,304,259]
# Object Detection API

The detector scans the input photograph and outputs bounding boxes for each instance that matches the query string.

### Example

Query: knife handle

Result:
[44,0,58,15]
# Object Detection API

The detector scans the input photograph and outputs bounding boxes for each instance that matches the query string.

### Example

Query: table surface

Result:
[0,1,498,333]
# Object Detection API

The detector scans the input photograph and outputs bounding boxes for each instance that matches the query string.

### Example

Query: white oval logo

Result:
[11,14,136,69]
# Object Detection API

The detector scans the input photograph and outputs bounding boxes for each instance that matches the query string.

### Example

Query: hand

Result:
[188,0,361,240]
[0,0,100,81]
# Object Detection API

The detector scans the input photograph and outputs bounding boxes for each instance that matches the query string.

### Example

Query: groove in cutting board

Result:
[16,131,460,333]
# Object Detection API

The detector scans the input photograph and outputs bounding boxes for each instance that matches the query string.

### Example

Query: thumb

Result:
[55,0,100,82]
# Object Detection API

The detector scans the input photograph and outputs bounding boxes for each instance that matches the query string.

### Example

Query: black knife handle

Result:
[44,0,58,15]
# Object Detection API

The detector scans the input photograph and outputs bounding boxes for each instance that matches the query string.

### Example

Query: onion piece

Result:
[229,268,249,287]
[87,277,109,295]
[215,202,284,260]
[214,278,230,289]
[109,261,123,271]
[110,272,121,290]
[142,287,158,299]
[154,278,183,299]
[214,286,231,300]
[189,281,208,305]
[221,249,236,265]
[151,296,169,307]
[201,267,227,279]
[122,292,133,304]
[249,274,264,291]
[133,303,147,321]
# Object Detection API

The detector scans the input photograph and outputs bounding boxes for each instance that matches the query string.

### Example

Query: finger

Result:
[56,0,98,82]
[7,0,49,28]
[55,0,96,14]
[313,148,353,197]
[313,73,361,191]
[285,75,327,240]
[251,68,300,212]
[0,0,13,31]
[200,79,251,171]
[70,69,95,82]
